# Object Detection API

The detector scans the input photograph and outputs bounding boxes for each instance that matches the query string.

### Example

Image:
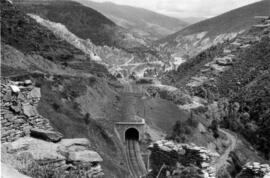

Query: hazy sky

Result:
[89,0,261,18]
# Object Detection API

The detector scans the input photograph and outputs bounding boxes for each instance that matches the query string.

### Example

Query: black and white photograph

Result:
[0,0,270,177]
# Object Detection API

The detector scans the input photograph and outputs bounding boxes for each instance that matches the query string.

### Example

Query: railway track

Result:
[126,139,147,178]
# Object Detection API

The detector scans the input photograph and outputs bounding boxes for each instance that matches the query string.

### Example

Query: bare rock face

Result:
[68,150,103,163]
[1,80,104,177]
[148,140,219,178]
[3,136,104,176]
[58,138,91,155]
[3,137,65,163]
[1,80,54,143]
[1,163,31,178]
[28,87,41,98]
[60,138,90,147]
[236,162,270,178]
[30,128,63,143]
[22,103,38,117]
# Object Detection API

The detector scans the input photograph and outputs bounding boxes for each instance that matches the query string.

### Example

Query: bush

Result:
[83,113,91,125]
[167,112,199,142]
[52,102,60,111]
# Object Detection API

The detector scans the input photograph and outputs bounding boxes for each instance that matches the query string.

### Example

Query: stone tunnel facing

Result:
[125,128,139,140]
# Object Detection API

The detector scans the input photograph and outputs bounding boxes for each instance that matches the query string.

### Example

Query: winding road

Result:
[214,129,237,172]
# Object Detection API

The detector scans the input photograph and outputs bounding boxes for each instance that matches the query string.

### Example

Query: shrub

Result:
[83,113,91,125]
[52,102,60,111]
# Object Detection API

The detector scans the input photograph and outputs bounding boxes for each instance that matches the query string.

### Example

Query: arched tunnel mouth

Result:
[125,128,139,140]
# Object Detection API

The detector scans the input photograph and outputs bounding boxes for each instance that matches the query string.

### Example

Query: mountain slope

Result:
[14,0,147,48]
[162,13,270,161]
[1,0,112,78]
[1,1,191,177]
[72,0,188,40]
[158,0,270,59]
[160,14,270,176]
[13,0,176,79]
[1,1,131,177]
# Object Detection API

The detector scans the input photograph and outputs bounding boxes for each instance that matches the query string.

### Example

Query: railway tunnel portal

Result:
[125,128,139,140]
[115,118,147,177]
[115,118,145,143]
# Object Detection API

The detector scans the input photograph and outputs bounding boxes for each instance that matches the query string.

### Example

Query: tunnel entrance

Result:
[125,128,139,140]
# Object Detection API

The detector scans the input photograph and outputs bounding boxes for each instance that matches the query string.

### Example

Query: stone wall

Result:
[1,79,53,143]
[237,162,270,178]
[1,79,104,177]
[147,140,220,178]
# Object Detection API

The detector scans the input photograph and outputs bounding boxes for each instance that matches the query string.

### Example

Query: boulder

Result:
[201,162,210,168]
[68,150,103,163]
[22,104,38,117]
[3,90,12,101]
[231,41,241,47]
[240,44,251,49]
[6,137,65,161]
[60,138,90,147]
[28,87,41,98]
[223,49,231,54]
[58,138,90,153]
[4,113,14,120]
[87,164,104,177]
[30,128,63,142]
[215,57,233,66]
[24,80,32,86]
[10,85,20,93]
[198,123,207,133]
[10,105,21,113]
[1,163,31,178]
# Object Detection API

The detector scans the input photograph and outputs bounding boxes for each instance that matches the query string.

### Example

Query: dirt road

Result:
[214,129,237,171]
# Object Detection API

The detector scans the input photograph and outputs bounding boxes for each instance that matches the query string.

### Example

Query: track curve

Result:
[126,139,147,178]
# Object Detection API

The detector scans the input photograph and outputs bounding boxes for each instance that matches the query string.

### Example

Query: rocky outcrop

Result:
[2,137,104,177]
[1,79,53,143]
[148,140,219,178]
[236,162,270,178]
[27,13,170,79]
[68,150,103,163]
[146,84,192,105]
[1,163,31,178]
[28,14,102,63]
[30,128,63,143]
[1,79,104,177]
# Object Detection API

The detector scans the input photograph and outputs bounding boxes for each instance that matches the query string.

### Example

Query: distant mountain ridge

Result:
[13,0,149,49]
[158,0,270,59]
[72,0,189,40]
[13,0,178,80]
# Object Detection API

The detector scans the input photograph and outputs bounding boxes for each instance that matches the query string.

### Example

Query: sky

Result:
[89,0,261,18]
